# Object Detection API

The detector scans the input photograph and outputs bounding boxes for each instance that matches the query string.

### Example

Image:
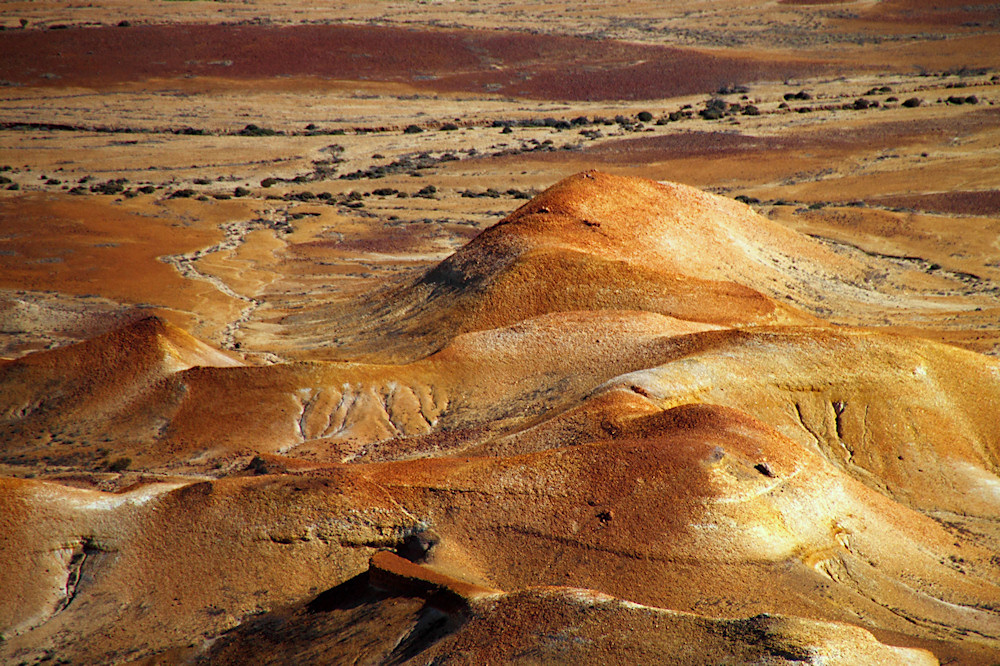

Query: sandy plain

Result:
[1,1,1000,664]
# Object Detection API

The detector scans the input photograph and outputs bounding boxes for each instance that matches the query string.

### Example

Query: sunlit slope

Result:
[3,405,995,663]
[202,553,937,666]
[321,171,962,362]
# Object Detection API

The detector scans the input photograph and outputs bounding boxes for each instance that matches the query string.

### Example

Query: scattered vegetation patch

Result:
[89,178,128,195]
[461,188,533,199]
[849,98,877,110]
[237,124,280,137]
[106,457,131,472]
[945,95,979,105]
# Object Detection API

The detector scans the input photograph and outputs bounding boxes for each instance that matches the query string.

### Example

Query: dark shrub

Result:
[637,111,653,122]
[90,179,127,195]
[107,457,131,472]
[902,97,922,108]
[403,124,423,134]
[233,186,251,197]
[238,124,278,137]
[260,177,278,188]
[439,123,459,131]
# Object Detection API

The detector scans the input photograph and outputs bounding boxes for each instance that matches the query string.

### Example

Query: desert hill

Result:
[3,0,1000,661]
[2,405,997,663]
[202,552,937,665]
[3,173,1000,664]
[310,172,990,363]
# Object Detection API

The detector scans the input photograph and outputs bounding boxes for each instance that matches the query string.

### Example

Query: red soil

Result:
[871,190,1000,216]
[582,109,1000,161]
[858,0,1000,28]
[0,23,823,101]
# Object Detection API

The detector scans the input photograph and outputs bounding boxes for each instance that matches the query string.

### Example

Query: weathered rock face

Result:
[200,553,939,666]
[3,173,1000,664]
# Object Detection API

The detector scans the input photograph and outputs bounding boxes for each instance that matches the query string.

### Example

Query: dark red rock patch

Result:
[497,109,1000,166]
[0,23,824,101]
[871,190,1000,216]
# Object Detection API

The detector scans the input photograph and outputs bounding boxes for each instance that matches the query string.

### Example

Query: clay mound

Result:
[0,473,422,664]
[2,310,720,468]
[0,316,241,467]
[590,325,1000,521]
[8,313,238,370]
[326,170,973,363]
[4,404,996,663]
[201,552,936,665]
[6,305,1000,493]
[324,171,830,362]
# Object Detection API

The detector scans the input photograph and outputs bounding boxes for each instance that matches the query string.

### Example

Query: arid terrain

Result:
[2,2,1000,664]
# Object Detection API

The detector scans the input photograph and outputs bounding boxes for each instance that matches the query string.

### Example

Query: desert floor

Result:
[2,2,1000,664]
